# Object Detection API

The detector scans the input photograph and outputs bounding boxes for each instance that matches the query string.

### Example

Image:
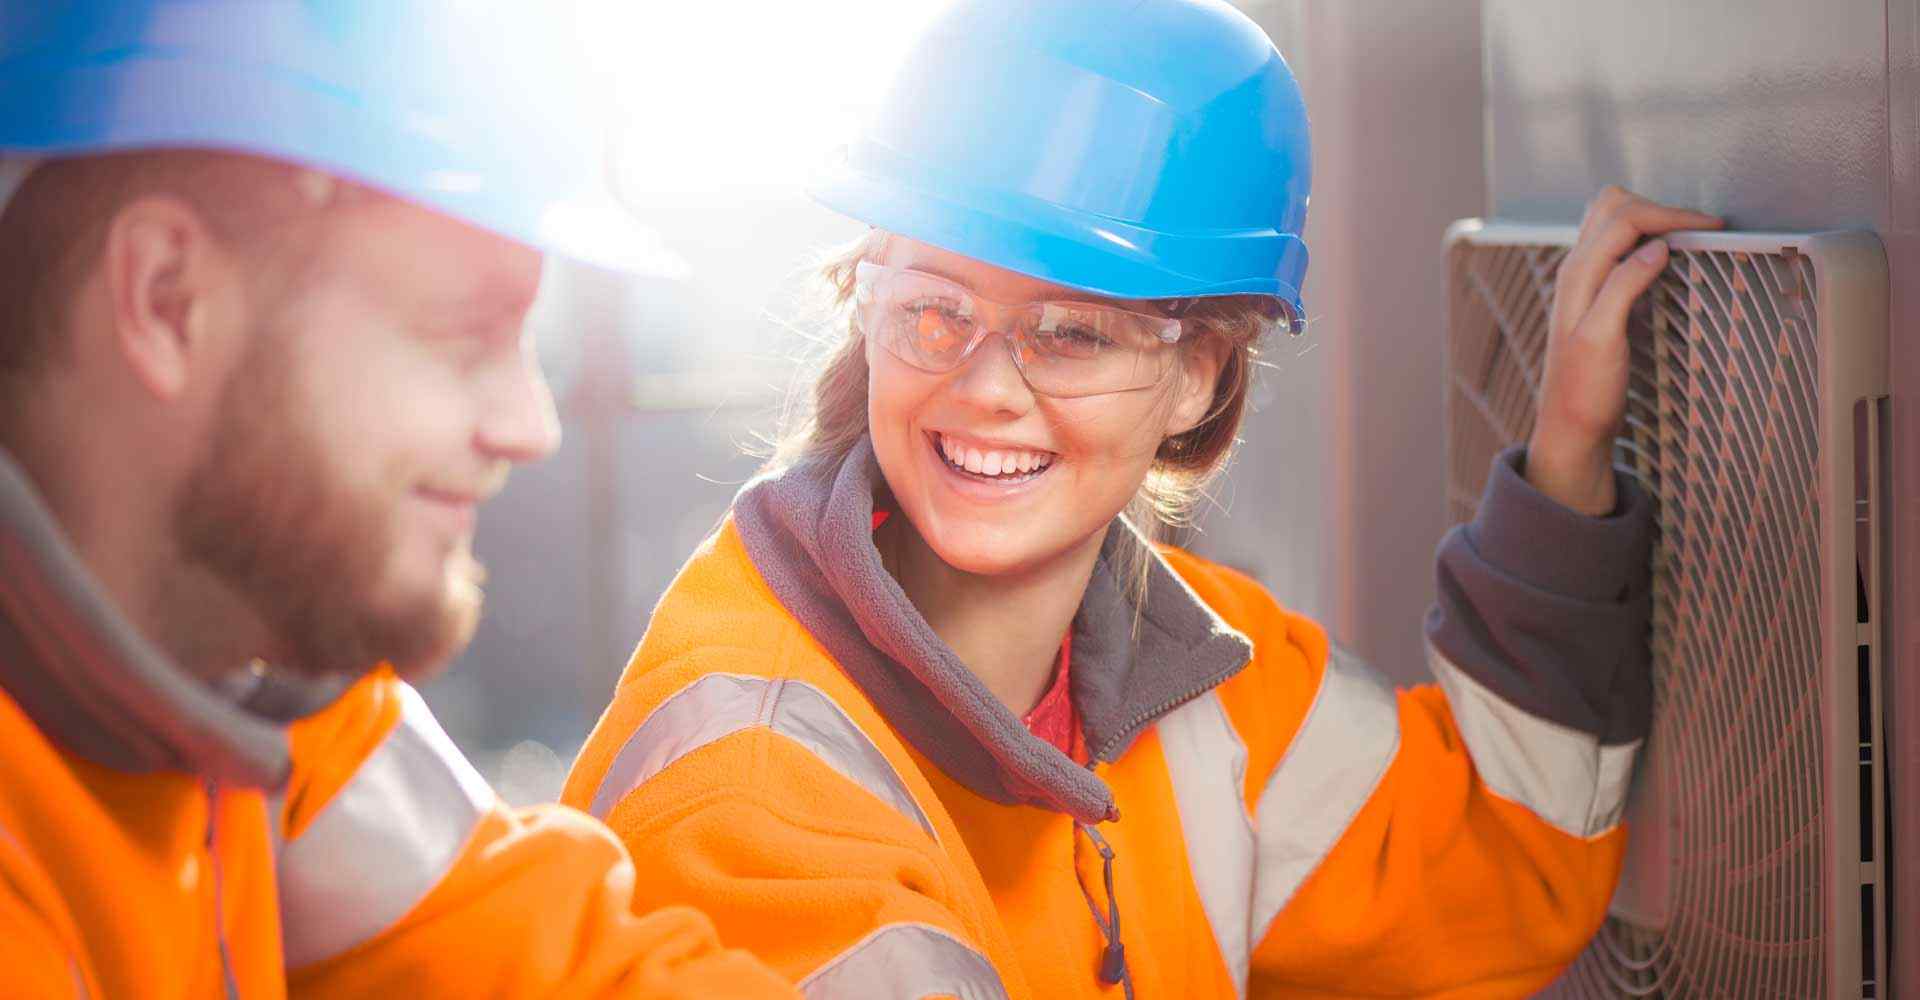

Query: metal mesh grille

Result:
[1446,239,1827,998]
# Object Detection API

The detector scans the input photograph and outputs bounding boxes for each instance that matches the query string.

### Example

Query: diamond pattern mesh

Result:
[1446,239,1828,998]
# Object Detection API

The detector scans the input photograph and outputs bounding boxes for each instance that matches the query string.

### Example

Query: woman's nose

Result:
[945,327,1038,415]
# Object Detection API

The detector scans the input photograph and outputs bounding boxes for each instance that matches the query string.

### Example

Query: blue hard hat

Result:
[809,0,1311,328]
[0,1,667,274]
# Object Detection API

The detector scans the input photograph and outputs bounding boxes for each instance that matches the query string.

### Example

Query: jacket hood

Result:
[732,436,1252,823]
[0,448,346,788]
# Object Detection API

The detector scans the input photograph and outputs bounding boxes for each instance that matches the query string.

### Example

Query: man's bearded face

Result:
[175,193,549,683]
[176,323,487,682]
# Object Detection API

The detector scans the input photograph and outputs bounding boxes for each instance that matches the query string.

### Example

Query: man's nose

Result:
[475,347,562,465]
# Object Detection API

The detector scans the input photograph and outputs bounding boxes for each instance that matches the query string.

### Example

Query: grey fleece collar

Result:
[732,436,1253,824]
[0,448,345,789]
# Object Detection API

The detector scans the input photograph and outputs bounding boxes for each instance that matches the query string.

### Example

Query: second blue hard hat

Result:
[0,1,667,274]
[809,0,1312,328]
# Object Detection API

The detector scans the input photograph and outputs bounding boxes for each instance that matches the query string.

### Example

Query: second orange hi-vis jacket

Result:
[0,452,796,998]
[565,437,1654,999]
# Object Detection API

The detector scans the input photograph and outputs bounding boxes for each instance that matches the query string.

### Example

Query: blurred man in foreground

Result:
[0,4,794,996]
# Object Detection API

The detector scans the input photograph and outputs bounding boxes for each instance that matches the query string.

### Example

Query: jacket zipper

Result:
[1068,649,1248,995]
[204,781,240,1000]
[1086,655,1249,765]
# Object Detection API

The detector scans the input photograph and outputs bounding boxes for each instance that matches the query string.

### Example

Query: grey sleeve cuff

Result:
[1425,446,1654,745]
[1464,447,1654,602]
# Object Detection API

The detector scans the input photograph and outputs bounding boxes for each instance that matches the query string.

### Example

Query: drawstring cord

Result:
[1073,822,1134,999]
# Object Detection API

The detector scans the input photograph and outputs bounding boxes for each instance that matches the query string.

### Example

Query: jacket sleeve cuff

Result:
[1463,446,1653,603]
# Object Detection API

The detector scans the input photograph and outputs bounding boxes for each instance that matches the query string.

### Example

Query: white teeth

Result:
[936,433,1054,478]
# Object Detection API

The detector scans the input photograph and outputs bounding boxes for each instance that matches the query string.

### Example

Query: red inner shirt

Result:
[873,510,1084,760]
[1022,633,1083,761]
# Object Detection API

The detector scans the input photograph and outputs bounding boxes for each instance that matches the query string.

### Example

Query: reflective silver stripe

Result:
[1251,644,1400,942]
[799,922,1008,1000]
[589,673,935,841]
[278,683,493,968]
[1158,690,1255,997]
[1429,645,1641,840]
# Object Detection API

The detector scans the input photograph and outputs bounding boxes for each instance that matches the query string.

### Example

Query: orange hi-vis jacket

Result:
[565,439,1656,999]
[0,453,795,998]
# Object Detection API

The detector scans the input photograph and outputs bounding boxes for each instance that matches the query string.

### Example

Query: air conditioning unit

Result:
[1443,222,1890,999]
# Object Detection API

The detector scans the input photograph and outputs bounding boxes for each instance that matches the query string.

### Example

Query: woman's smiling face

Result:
[865,237,1225,578]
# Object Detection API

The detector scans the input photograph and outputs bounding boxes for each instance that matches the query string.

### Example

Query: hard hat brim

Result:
[0,53,682,278]
[809,144,1306,317]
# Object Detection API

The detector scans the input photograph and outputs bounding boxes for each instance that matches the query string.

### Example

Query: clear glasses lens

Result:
[855,263,1182,398]
[868,270,980,369]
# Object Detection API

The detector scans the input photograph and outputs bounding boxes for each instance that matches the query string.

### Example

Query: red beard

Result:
[175,330,484,683]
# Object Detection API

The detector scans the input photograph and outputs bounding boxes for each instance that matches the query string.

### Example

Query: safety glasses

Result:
[853,261,1189,399]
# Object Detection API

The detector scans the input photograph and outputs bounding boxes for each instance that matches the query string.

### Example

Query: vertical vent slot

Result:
[1862,884,1878,997]
[1857,641,1874,864]
[1876,396,1897,1000]
[1854,395,1890,1000]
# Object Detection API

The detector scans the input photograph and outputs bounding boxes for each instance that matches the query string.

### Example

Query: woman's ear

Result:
[1164,334,1230,437]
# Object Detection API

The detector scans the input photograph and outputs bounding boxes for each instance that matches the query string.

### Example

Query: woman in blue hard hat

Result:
[564,1,1716,996]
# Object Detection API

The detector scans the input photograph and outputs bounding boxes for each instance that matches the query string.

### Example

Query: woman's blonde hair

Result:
[769,229,1280,541]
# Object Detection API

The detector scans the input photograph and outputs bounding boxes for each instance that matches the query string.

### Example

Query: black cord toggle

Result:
[1077,823,1133,996]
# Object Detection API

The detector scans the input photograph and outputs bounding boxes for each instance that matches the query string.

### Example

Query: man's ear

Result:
[100,196,230,401]
[1164,334,1230,437]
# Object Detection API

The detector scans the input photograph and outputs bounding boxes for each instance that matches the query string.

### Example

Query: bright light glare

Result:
[574,0,952,194]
